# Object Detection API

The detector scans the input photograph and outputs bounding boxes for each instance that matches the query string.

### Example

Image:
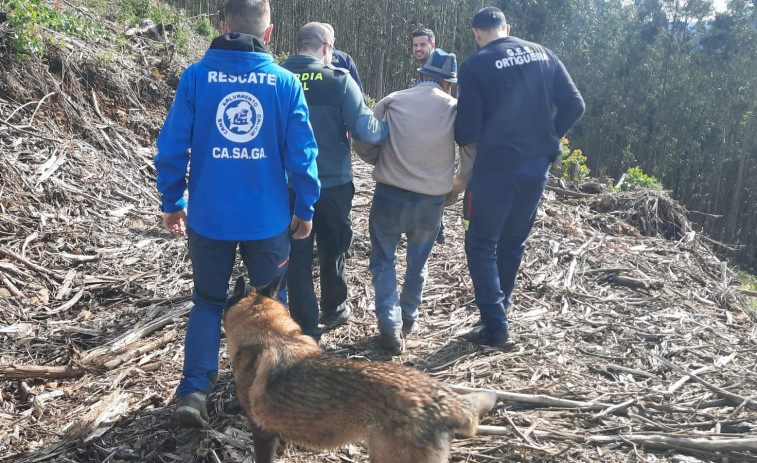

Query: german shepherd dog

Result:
[223,276,496,463]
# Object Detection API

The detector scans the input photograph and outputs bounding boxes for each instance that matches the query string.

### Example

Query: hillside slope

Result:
[1,2,756,462]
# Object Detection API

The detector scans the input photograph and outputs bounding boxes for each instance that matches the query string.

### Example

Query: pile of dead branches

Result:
[2,3,756,462]
[589,188,692,240]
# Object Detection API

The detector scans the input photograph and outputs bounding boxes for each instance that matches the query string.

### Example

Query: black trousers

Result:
[287,182,354,335]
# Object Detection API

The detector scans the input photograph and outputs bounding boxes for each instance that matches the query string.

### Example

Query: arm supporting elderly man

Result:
[445,144,477,206]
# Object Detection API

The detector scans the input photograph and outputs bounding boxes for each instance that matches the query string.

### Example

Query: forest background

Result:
[10,0,755,270]
[172,0,757,272]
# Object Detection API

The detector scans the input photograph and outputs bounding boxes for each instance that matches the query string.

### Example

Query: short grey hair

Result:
[223,0,271,38]
[296,22,333,54]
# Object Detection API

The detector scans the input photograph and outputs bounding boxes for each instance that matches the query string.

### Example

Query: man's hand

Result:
[163,210,187,236]
[444,177,466,207]
[444,191,460,207]
[290,215,313,239]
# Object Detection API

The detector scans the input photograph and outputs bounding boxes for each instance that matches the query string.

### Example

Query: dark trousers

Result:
[287,182,354,335]
[464,156,550,335]
[180,227,289,397]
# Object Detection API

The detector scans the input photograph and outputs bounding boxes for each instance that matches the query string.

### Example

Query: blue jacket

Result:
[155,33,320,240]
[455,36,584,170]
[281,54,388,188]
[331,49,363,92]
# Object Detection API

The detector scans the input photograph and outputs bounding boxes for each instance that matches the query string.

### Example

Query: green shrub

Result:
[739,271,757,311]
[274,51,289,64]
[363,92,377,110]
[117,0,191,51]
[740,271,757,290]
[119,0,152,21]
[192,16,214,39]
[622,166,663,191]
[556,137,590,180]
[10,21,45,57]
[96,50,116,63]
[621,145,637,168]
[6,0,109,56]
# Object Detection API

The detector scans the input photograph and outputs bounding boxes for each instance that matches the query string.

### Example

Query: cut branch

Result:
[451,385,611,411]
[653,354,757,411]
[0,364,87,380]
[0,247,63,280]
[82,301,192,365]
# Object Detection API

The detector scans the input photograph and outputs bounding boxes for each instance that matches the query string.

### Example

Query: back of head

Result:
[321,23,335,40]
[296,22,334,54]
[223,0,270,38]
[472,6,507,31]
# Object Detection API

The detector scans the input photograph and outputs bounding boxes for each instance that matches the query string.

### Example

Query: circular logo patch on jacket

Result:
[216,92,264,143]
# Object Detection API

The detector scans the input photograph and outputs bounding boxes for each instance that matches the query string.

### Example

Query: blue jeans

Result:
[178,227,289,397]
[287,183,354,336]
[464,156,550,336]
[369,184,444,333]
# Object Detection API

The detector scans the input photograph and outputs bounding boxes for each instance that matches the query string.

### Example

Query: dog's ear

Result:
[225,276,252,311]
[233,276,249,298]
[256,274,283,300]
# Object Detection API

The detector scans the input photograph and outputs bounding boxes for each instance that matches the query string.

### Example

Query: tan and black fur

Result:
[223,276,496,463]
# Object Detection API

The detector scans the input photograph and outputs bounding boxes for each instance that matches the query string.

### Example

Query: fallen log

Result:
[450,385,611,411]
[738,288,757,298]
[0,364,86,380]
[477,426,757,454]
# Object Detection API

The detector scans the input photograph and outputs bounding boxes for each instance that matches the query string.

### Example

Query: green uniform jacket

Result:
[281,54,388,188]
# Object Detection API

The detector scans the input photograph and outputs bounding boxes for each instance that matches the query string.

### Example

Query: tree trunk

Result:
[375,0,389,99]
[724,151,747,243]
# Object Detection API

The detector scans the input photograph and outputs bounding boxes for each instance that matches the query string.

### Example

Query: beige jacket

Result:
[353,82,458,196]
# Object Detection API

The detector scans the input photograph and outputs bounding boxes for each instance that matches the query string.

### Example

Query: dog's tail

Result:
[450,391,497,438]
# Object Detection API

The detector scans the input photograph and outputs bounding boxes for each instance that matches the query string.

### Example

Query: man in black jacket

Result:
[453,7,585,349]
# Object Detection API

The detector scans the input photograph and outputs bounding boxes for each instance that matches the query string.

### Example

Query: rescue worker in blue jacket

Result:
[281,23,388,337]
[154,0,320,428]
[452,7,585,349]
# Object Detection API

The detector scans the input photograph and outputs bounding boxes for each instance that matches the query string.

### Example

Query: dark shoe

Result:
[465,327,516,350]
[174,391,209,428]
[401,320,414,337]
[223,395,244,415]
[319,306,351,330]
[378,330,405,354]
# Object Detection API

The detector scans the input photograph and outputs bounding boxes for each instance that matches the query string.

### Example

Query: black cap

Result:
[472,7,506,29]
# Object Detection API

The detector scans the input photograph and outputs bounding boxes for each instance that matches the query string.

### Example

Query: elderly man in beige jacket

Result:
[354,49,473,354]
